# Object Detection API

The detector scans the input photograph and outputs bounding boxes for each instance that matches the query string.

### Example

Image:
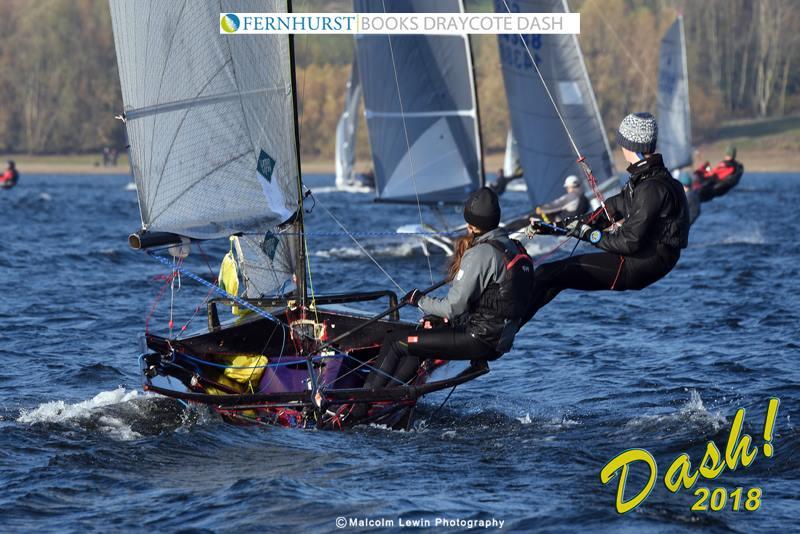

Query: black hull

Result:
[140,301,488,430]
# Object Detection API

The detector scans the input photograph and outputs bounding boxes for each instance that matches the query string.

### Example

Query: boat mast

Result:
[461,1,486,186]
[287,0,307,308]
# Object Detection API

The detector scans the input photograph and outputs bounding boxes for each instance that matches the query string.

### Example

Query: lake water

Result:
[0,172,797,532]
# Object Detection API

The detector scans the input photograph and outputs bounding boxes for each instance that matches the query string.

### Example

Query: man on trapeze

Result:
[524,112,690,321]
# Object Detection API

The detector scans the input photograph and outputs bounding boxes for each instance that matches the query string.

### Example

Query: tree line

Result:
[0,0,796,160]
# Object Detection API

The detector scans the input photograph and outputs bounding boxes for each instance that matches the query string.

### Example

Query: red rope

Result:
[610,256,625,290]
[578,157,614,225]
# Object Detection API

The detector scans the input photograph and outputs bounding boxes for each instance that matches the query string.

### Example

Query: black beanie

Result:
[464,187,501,231]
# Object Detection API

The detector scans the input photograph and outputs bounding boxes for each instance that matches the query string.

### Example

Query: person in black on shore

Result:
[524,112,690,321]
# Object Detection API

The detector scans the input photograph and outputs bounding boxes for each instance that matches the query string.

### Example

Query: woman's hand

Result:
[402,288,423,307]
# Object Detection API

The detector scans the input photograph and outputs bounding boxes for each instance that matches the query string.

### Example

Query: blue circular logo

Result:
[221,13,240,33]
[589,230,602,244]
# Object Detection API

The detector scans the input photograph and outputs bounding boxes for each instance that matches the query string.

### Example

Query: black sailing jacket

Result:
[594,154,690,255]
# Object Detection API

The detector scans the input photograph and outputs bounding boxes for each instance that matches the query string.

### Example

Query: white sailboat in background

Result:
[353,0,484,255]
[657,14,693,172]
[502,128,527,192]
[334,60,373,192]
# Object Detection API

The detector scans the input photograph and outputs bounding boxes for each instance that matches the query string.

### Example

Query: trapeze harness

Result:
[363,239,534,391]
[524,156,689,322]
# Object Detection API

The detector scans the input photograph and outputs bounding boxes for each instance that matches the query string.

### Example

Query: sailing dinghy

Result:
[111,0,486,430]
[334,60,373,192]
[657,15,692,172]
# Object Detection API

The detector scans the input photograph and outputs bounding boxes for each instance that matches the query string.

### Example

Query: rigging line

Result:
[582,0,658,101]
[311,191,405,295]
[499,0,579,158]
[303,235,320,324]
[381,0,434,286]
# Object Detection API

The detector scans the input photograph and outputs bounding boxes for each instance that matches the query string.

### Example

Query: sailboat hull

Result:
[140,301,486,430]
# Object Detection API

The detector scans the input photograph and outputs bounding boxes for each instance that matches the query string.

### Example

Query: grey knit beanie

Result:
[616,112,658,154]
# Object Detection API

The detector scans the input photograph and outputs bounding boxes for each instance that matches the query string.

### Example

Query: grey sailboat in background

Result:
[495,0,617,210]
[657,15,693,171]
[353,0,484,205]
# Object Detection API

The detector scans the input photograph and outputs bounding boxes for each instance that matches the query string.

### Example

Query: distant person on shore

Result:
[111,147,119,166]
[523,113,690,322]
[102,147,111,167]
[534,175,589,222]
[675,170,700,225]
[1,160,19,189]
[693,146,744,202]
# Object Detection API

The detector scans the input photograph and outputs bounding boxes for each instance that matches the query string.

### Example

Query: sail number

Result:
[691,487,762,512]
[498,34,542,71]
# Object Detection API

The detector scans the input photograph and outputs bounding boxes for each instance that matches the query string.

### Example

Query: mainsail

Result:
[335,60,362,187]
[110,0,300,297]
[495,0,614,208]
[354,0,483,204]
[657,15,692,171]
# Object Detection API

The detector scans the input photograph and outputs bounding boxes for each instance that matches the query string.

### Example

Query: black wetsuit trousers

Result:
[363,326,499,390]
[526,245,680,320]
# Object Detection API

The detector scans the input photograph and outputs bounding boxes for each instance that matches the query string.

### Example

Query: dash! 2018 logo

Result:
[600,398,779,514]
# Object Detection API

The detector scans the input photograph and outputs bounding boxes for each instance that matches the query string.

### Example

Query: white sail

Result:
[110,0,300,298]
[354,0,483,204]
[503,129,521,177]
[495,0,614,208]
[110,0,298,240]
[335,61,362,188]
[658,15,692,171]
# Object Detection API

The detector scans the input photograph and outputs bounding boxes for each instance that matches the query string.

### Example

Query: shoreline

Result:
[5,135,799,176]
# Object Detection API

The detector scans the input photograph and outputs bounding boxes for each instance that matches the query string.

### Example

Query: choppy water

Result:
[0,172,798,533]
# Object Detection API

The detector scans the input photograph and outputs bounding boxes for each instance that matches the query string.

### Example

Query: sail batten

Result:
[495,0,614,208]
[354,0,483,204]
[657,16,692,171]
[125,87,287,121]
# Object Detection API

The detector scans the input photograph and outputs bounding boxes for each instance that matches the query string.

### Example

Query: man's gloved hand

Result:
[403,288,423,307]
[565,219,601,243]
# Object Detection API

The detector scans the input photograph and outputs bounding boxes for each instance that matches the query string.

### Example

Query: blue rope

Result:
[278,230,461,237]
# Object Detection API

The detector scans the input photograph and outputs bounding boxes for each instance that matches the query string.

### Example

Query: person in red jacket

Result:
[0,160,19,189]
[694,146,744,201]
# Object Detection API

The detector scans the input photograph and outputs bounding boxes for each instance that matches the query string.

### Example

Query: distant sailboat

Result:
[334,60,372,192]
[503,129,522,178]
[495,0,617,210]
[354,0,484,205]
[657,15,692,171]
